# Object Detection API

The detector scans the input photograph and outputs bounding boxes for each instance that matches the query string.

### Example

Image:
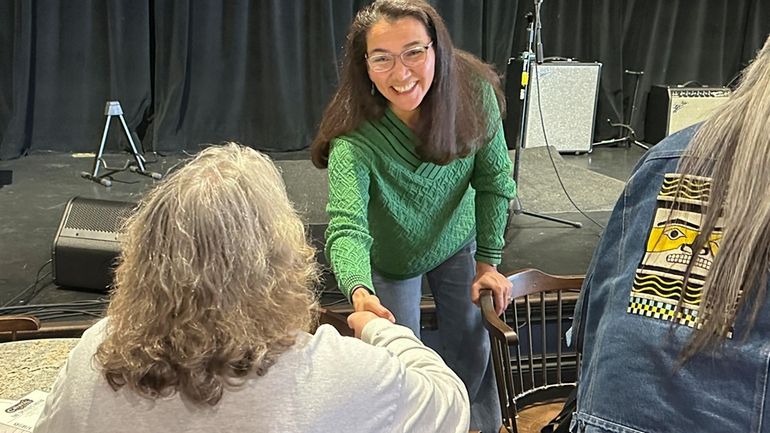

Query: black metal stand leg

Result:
[119,113,162,180]
[521,210,583,228]
[508,11,582,230]
[592,132,629,147]
[509,196,583,228]
[81,111,115,187]
[91,116,110,177]
[119,113,146,173]
[592,70,647,150]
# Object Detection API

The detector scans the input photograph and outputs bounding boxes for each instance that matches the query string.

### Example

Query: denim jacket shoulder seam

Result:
[640,149,684,163]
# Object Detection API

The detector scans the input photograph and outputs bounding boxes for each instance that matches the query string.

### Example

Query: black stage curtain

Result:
[0,0,768,159]
[526,0,770,141]
[0,0,151,159]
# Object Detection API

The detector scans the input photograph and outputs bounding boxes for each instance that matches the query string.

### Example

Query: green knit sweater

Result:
[325,103,516,300]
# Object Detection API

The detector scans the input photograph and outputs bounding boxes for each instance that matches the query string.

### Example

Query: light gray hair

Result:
[675,34,770,359]
[96,143,319,405]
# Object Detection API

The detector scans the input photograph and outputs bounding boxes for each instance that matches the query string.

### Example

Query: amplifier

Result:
[52,197,136,292]
[644,85,731,144]
[0,170,11,187]
[505,61,601,154]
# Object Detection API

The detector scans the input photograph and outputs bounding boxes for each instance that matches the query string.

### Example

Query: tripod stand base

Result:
[129,165,163,180]
[592,137,649,150]
[521,210,583,228]
[80,171,113,187]
[509,197,583,228]
[592,137,627,147]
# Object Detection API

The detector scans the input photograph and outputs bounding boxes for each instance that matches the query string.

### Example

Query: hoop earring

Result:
[371,83,376,96]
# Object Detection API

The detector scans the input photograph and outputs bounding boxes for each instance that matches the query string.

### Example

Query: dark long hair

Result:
[311,0,505,168]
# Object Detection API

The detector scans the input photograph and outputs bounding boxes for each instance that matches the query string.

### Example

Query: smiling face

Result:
[645,208,722,277]
[366,17,435,127]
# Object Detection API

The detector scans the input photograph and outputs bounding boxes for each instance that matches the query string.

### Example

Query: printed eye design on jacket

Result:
[647,216,722,275]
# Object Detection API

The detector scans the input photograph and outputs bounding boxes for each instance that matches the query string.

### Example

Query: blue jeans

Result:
[373,241,501,433]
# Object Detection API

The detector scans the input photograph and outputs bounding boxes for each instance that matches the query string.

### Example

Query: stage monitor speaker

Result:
[0,170,11,187]
[505,61,601,154]
[644,85,731,144]
[52,197,136,292]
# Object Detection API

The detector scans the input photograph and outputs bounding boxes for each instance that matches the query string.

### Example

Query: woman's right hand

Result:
[351,286,396,323]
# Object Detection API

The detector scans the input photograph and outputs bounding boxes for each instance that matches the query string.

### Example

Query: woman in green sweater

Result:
[311,1,516,431]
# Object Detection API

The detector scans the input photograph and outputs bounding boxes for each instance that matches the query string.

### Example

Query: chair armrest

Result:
[317,308,354,337]
[0,315,41,341]
[480,290,518,345]
[0,315,41,333]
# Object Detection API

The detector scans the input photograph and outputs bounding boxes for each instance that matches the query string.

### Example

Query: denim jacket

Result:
[571,125,770,433]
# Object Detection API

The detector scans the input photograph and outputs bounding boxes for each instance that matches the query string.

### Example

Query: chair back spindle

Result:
[480,269,583,433]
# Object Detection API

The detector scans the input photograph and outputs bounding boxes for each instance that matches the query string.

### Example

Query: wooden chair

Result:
[316,308,354,337]
[480,269,583,433]
[0,315,41,341]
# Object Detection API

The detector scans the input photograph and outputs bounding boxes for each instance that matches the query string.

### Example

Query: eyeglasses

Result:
[365,42,433,73]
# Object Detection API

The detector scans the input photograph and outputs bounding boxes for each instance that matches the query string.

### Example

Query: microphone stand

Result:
[509,5,582,228]
[534,0,544,64]
[592,70,649,150]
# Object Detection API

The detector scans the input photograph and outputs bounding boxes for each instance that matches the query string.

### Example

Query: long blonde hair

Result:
[95,143,319,405]
[675,35,770,359]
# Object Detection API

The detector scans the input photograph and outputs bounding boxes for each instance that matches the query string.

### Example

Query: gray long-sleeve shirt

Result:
[34,317,469,433]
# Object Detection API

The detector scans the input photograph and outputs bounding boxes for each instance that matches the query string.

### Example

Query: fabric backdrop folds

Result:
[149,0,354,153]
[0,0,768,159]
[0,0,151,159]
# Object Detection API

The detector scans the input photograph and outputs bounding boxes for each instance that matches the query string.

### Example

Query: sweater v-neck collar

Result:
[382,108,442,179]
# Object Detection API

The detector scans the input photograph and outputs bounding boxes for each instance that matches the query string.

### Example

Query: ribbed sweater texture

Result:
[325,98,516,299]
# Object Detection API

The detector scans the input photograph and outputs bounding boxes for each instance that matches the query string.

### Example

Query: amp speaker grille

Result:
[52,197,137,292]
[63,200,135,232]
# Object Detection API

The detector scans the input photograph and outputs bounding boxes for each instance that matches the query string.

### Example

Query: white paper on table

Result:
[0,422,29,433]
[0,401,24,433]
[0,390,49,432]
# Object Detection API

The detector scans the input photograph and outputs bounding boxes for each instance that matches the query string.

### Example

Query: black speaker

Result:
[0,170,11,190]
[644,85,731,144]
[52,197,136,292]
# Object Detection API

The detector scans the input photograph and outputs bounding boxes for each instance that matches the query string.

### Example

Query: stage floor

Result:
[0,144,645,325]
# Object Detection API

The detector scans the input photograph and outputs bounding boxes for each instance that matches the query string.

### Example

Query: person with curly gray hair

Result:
[34,143,469,433]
